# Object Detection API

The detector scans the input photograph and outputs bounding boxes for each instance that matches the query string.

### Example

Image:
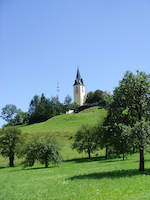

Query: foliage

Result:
[28,94,66,124]
[21,132,62,168]
[101,70,150,171]
[86,90,105,105]
[0,126,21,166]
[107,123,133,160]
[94,89,105,104]
[72,124,99,158]
[64,95,72,106]
[104,94,113,109]
[10,110,29,125]
[130,119,150,151]
[0,104,18,123]
[28,95,40,117]
[86,91,94,104]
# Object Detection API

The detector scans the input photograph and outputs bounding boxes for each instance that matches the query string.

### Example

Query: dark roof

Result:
[73,68,84,86]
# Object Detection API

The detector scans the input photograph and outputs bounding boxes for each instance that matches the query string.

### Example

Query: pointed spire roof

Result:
[73,67,84,86]
[76,67,81,80]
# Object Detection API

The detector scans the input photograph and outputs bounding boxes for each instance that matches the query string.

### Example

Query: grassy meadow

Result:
[0,153,150,200]
[19,107,107,135]
[1,107,150,199]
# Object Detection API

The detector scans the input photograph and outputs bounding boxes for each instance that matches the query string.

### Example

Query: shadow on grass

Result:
[0,165,20,169]
[64,156,121,163]
[0,166,7,169]
[64,156,106,163]
[68,168,150,181]
[23,166,55,170]
[7,165,56,172]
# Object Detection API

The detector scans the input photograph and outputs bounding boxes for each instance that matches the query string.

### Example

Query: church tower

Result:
[73,68,85,106]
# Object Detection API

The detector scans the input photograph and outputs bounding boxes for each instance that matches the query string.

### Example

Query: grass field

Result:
[0,153,150,200]
[1,107,150,199]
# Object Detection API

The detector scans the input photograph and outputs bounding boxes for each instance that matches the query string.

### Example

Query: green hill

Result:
[19,107,107,135]
[0,107,107,166]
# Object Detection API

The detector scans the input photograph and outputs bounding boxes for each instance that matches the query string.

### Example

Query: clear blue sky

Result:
[0,0,150,127]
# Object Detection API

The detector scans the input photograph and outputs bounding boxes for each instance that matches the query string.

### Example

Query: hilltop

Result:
[19,107,107,135]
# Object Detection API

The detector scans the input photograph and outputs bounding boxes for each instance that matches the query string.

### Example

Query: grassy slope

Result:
[0,107,106,166]
[19,107,107,135]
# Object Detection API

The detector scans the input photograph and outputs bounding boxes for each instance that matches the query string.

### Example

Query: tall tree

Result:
[64,95,73,112]
[28,95,40,124]
[0,126,21,166]
[0,104,17,123]
[103,70,150,171]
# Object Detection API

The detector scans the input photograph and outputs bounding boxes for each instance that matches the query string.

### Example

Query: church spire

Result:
[73,67,84,86]
[76,67,81,80]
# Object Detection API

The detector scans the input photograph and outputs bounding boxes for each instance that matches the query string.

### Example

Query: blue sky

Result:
[0,0,150,127]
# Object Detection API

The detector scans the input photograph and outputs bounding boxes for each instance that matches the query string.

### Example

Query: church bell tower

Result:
[73,68,85,106]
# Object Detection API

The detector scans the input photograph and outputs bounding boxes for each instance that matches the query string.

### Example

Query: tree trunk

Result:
[88,148,91,159]
[123,153,124,161]
[105,148,108,159]
[9,153,14,167]
[45,158,48,168]
[139,148,144,171]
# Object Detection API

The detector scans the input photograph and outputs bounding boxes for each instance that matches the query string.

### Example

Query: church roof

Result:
[73,67,84,86]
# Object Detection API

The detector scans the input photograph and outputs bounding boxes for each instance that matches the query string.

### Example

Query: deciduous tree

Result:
[72,124,98,158]
[0,126,21,166]
[0,104,17,123]
[21,133,62,168]
[102,70,150,171]
[64,95,72,106]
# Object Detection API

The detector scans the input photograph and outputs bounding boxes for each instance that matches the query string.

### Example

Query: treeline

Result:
[0,94,78,126]
[28,94,66,124]
[1,90,108,126]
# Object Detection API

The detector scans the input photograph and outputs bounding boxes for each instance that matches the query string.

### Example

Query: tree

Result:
[21,133,62,168]
[104,70,150,171]
[72,124,98,158]
[10,110,29,125]
[0,126,21,166]
[86,91,94,104]
[28,94,65,124]
[104,123,132,160]
[93,90,104,104]
[130,119,150,171]
[64,95,72,106]
[0,104,17,123]
[86,90,105,106]
[28,95,40,124]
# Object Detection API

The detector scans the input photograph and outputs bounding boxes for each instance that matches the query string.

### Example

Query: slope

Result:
[19,107,107,135]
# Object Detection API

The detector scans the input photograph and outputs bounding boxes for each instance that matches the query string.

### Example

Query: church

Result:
[73,68,86,106]
[73,68,111,106]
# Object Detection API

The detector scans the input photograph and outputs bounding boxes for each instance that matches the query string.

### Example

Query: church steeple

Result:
[73,67,84,86]
[73,68,85,106]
